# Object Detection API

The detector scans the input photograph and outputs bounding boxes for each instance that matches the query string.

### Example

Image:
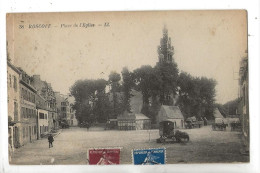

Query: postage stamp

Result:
[88,148,121,165]
[132,148,166,165]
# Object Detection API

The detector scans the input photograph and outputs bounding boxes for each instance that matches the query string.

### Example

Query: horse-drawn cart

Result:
[156,121,189,143]
[185,117,204,129]
[230,122,242,131]
[212,118,228,131]
[211,123,228,131]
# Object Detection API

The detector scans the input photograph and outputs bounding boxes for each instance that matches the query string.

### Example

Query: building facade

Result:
[238,56,249,153]
[37,109,49,138]
[55,92,71,126]
[7,61,21,149]
[19,70,38,146]
[35,94,49,139]
[117,111,151,130]
[157,106,185,129]
[31,75,59,131]
[67,95,78,126]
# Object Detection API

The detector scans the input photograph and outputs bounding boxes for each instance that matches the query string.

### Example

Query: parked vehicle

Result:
[230,122,242,131]
[60,120,70,129]
[156,120,189,143]
[212,123,227,131]
[212,118,228,131]
[79,121,91,129]
[185,116,204,129]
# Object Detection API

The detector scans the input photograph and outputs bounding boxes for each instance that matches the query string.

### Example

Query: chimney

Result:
[33,75,41,81]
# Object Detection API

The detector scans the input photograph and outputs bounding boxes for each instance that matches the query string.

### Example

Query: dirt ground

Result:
[10,126,249,165]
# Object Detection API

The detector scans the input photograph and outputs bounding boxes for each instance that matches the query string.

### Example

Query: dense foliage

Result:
[177,72,217,119]
[70,28,218,124]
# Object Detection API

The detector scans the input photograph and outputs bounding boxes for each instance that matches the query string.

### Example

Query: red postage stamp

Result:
[88,148,120,165]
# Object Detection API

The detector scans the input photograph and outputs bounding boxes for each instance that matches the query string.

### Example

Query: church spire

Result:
[157,26,174,64]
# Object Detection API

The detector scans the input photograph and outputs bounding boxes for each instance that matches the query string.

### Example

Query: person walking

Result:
[48,134,54,148]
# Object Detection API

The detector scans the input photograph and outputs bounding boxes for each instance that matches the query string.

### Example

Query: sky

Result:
[6,10,247,104]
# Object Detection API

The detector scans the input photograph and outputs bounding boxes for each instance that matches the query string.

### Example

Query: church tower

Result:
[157,26,174,64]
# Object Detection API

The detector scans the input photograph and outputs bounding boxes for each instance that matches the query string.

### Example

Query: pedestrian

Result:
[204,117,208,126]
[48,134,54,148]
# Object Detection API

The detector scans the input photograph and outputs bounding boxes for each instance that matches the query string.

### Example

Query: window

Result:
[13,76,17,91]
[21,107,24,118]
[28,92,31,102]
[21,88,24,99]
[23,127,25,138]
[61,102,67,106]
[27,91,29,101]
[25,90,28,101]
[243,86,246,106]
[39,113,44,119]
[28,109,30,118]
[14,102,18,121]
[9,74,12,86]
[32,94,35,103]
[34,125,36,134]
[26,127,28,137]
[23,107,26,118]
[25,108,28,118]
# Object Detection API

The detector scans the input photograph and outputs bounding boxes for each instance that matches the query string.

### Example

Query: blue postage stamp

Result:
[132,148,166,165]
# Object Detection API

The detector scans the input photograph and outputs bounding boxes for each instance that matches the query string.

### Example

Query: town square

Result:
[6,11,249,165]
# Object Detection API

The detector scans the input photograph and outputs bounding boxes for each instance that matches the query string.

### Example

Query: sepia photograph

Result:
[6,10,249,165]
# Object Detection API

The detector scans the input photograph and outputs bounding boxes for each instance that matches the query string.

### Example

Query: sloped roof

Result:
[214,108,224,118]
[135,113,150,120]
[117,111,150,120]
[117,111,135,120]
[161,105,184,119]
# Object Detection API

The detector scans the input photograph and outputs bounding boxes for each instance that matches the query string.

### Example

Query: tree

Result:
[177,72,216,119]
[222,98,240,116]
[133,65,161,120]
[92,79,111,123]
[155,61,179,105]
[121,67,134,112]
[108,71,122,118]
[70,79,113,124]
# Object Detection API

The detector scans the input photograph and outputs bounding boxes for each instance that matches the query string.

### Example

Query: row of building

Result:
[7,61,78,150]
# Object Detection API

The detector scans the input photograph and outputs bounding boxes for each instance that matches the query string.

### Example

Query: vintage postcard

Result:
[6,10,249,165]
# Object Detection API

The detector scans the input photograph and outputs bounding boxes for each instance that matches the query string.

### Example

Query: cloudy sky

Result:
[7,10,247,104]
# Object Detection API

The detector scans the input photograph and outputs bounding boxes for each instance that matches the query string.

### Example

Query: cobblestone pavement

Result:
[10,126,249,165]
